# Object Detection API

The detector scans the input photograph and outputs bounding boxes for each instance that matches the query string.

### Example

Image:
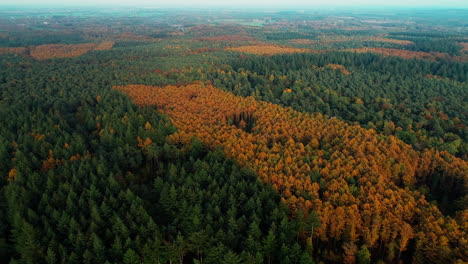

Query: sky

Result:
[2,0,468,8]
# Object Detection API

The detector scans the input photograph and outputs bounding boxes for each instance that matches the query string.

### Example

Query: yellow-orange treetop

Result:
[0,41,115,60]
[227,44,319,55]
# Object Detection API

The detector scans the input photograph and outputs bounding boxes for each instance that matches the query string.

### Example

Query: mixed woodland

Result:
[0,7,467,264]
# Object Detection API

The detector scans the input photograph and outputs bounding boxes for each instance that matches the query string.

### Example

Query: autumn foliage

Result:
[30,43,97,60]
[115,82,468,262]
[289,39,318,45]
[41,150,65,172]
[93,41,115,51]
[30,41,114,60]
[426,74,446,80]
[227,44,319,55]
[459,42,468,53]
[0,41,115,60]
[8,168,17,182]
[0,47,28,56]
[368,37,414,45]
[325,64,350,75]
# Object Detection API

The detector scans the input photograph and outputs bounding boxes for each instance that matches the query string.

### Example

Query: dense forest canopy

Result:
[0,6,467,264]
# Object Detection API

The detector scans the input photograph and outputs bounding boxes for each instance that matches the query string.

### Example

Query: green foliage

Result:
[123,249,140,264]
[388,32,466,55]
[357,246,371,264]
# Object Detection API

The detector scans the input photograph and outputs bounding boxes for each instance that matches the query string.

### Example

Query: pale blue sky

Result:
[2,0,468,8]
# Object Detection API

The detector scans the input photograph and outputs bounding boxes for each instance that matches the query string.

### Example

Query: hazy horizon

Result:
[2,0,468,8]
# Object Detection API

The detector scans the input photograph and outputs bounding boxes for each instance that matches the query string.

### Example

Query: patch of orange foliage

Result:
[69,154,82,161]
[30,43,97,60]
[289,39,317,45]
[8,168,17,182]
[94,41,115,51]
[326,64,350,75]
[227,44,318,55]
[168,32,185,36]
[41,150,65,172]
[29,41,114,60]
[0,47,27,56]
[137,136,153,150]
[459,42,468,53]
[368,37,414,45]
[344,47,448,61]
[115,82,467,261]
[426,74,445,80]
[0,41,114,59]
[30,132,45,141]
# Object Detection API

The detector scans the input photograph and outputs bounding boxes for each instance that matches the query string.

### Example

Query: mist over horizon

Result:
[2,0,468,8]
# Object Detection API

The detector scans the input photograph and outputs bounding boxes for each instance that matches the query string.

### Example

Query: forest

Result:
[0,6,467,264]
